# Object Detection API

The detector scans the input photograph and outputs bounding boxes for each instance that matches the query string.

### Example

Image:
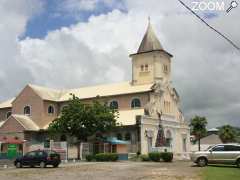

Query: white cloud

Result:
[0,0,43,100]
[1,0,240,128]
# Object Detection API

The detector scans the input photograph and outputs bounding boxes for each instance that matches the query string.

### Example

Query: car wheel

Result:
[236,159,240,168]
[40,161,46,168]
[53,164,59,168]
[197,157,207,167]
[16,162,22,168]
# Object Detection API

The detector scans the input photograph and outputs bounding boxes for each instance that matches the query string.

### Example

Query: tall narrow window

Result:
[109,100,118,109]
[140,65,144,71]
[48,105,55,114]
[164,101,171,113]
[145,64,149,71]
[24,106,31,115]
[131,98,141,108]
[163,64,168,73]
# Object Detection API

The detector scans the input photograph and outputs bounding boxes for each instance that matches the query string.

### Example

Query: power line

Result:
[177,0,240,51]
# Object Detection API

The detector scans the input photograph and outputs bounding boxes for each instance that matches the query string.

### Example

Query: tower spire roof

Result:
[137,19,163,53]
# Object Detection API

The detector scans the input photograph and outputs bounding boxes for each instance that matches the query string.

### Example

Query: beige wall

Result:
[0,116,24,134]
[59,92,150,112]
[12,86,46,128]
[131,51,171,85]
[42,101,60,127]
[0,107,12,121]
[140,117,190,156]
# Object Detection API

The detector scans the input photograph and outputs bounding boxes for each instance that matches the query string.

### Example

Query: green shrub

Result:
[86,154,95,162]
[139,154,150,161]
[109,153,118,161]
[148,152,161,162]
[95,153,118,162]
[161,152,173,162]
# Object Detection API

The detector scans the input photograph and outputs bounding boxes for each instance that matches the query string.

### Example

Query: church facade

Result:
[0,21,190,158]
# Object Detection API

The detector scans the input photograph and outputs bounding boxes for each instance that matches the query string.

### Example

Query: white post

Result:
[80,143,83,160]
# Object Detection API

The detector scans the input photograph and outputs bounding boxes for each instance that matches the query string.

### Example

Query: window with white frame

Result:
[109,100,118,109]
[131,98,141,108]
[48,105,55,114]
[24,106,31,115]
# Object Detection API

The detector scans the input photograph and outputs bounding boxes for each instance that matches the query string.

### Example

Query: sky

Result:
[0,0,239,128]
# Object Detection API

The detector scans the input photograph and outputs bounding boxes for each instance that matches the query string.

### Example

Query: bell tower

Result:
[130,19,173,85]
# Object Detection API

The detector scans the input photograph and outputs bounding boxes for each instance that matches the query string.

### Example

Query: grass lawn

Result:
[202,165,240,180]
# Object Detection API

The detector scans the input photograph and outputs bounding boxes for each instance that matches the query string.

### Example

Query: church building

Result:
[0,21,190,158]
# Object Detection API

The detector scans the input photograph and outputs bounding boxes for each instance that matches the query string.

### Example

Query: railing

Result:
[150,146,173,152]
[0,152,22,159]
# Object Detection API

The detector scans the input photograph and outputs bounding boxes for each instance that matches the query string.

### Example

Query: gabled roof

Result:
[200,134,222,144]
[61,81,153,101]
[0,120,5,128]
[0,98,14,109]
[26,82,153,102]
[11,114,39,131]
[28,84,65,101]
[137,21,163,53]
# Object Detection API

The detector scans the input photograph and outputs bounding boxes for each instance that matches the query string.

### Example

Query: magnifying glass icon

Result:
[226,1,238,13]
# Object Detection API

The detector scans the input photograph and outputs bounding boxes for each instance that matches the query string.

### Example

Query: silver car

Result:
[191,144,240,167]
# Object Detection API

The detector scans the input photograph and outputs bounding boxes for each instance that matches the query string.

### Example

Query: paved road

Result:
[0,161,201,180]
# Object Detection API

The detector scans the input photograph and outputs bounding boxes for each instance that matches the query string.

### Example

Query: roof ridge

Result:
[12,114,39,130]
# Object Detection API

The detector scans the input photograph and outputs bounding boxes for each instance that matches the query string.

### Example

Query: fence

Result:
[25,141,68,160]
[151,146,172,152]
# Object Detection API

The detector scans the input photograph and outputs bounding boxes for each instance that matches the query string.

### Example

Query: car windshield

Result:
[205,145,213,151]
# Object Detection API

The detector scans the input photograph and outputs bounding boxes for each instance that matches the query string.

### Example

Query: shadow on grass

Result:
[207,164,238,169]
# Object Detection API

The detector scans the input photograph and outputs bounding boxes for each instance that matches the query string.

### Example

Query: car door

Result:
[35,151,46,165]
[224,145,240,164]
[208,145,225,163]
[22,151,36,166]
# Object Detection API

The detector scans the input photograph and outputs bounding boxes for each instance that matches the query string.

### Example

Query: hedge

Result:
[139,154,150,161]
[86,154,95,162]
[148,152,161,162]
[148,152,173,162]
[161,152,173,162]
[95,153,118,162]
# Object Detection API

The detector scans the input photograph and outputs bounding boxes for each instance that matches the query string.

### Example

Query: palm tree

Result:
[190,116,207,151]
[219,125,236,143]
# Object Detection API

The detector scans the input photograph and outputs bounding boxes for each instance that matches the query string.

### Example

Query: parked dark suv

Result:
[14,150,61,168]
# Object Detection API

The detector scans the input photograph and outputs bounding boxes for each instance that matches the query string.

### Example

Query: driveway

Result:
[0,161,201,180]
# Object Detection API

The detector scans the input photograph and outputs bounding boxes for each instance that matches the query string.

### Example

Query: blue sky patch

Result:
[22,0,126,39]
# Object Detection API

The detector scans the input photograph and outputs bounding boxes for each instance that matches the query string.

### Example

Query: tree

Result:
[48,95,118,158]
[190,116,208,151]
[219,125,236,143]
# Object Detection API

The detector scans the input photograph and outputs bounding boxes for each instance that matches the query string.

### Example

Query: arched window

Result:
[165,130,172,147]
[48,105,54,114]
[109,100,118,109]
[131,98,141,108]
[125,132,131,141]
[6,111,12,119]
[117,133,122,140]
[24,106,31,115]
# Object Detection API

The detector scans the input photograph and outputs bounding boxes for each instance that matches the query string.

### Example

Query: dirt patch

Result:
[0,161,201,180]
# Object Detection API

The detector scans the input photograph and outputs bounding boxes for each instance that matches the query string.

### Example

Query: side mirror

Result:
[209,149,213,153]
